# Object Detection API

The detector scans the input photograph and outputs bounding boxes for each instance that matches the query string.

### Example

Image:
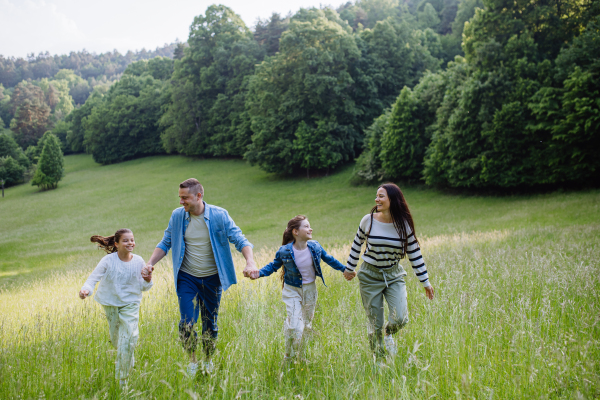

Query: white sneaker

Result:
[187,362,199,378]
[203,360,215,374]
[384,334,397,357]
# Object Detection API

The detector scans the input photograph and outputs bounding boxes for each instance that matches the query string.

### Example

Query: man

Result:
[143,178,259,376]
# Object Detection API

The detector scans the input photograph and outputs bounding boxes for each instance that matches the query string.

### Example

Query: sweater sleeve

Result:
[406,228,430,288]
[138,257,153,292]
[346,215,370,271]
[81,256,109,296]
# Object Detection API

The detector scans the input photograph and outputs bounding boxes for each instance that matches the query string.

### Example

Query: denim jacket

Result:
[156,202,253,292]
[258,241,346,288]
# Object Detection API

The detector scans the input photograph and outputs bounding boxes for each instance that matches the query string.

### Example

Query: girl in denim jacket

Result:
[253,215,354,361]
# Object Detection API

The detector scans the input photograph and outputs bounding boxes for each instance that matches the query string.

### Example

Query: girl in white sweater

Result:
[79,229,153,386]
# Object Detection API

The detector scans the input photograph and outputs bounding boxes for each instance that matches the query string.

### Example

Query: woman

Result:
[344,183,434,359]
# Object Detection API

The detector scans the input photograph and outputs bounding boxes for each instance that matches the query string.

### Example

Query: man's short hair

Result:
[180,178,204,196]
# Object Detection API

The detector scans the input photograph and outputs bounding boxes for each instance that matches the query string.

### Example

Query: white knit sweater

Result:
[81,252,153,306]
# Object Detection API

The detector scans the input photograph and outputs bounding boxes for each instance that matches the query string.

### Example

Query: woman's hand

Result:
[343,270,356,281]
[424,286,434,300]
[79,289,90,299]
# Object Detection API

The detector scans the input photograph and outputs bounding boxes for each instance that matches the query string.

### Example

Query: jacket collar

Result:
[284,240,315,251]
[185,201,211,221]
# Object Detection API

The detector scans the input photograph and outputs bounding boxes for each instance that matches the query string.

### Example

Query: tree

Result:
[160,5,262,157]
[83,75,167,164]
[31,133,64,190]
[254,13,290,56]
[0,156,26,187]
[8,82,52,148]
[245,8,363,175]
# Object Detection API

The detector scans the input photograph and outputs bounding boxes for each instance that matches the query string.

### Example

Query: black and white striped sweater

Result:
[346,214,430,287]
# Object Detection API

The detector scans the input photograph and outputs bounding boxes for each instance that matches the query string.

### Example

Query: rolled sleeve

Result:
[223,210,253,252]
[156,214,174,254]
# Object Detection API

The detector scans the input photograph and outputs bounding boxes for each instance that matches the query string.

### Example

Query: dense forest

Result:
[1,0,598,189]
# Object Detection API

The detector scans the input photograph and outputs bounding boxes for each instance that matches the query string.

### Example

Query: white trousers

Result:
[282,282,318,358]
[102,302,140,380]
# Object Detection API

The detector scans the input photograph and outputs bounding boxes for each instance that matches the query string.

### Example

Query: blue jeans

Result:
[177,270,222,358]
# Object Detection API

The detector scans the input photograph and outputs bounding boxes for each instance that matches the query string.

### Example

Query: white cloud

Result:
[0,0,87,57]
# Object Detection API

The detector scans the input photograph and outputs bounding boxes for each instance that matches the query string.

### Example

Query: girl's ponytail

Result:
[279,215,307,286]
[91,229,132,253]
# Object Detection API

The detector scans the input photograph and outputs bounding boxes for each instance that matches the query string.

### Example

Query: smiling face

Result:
[375,187,390,213]
[179,187,203,214]
[114,232,135,253]
[293,219,313,242]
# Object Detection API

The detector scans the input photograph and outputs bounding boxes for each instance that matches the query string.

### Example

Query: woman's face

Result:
[375,187,390,212]
[115,232,135,253]
[293,219,313,241]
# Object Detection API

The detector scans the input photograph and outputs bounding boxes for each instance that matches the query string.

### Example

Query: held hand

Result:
[343,270,356,281]
[424,285,434,300]
[142,265,154,278]
[142,269,152,282]
[79,289,90,299]
[243,259,259,279]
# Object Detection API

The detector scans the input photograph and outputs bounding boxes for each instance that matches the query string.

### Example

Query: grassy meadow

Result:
[0,154,599,399]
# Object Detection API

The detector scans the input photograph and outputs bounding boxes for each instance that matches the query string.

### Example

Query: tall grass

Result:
[1,224,598,398]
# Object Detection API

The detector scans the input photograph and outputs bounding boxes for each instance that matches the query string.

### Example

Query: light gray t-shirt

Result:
[180,213,218,277]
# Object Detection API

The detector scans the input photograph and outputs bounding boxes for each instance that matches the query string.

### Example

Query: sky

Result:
[0,0,338,59]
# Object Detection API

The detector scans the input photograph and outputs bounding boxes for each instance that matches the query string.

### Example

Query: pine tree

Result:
[31,133,64,190]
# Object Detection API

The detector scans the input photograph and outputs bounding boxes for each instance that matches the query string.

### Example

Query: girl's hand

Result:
[79,290,90,299]
[141,266,153,282]
[343,270,356,281]
[424,286,434,300]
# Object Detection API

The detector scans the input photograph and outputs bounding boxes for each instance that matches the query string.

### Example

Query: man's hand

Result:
[79,289,90,299]
[343,270,356,281]
[424,285,434,300]
[141,266,153,282]
[243,259,259,279]
[241,246,259,279]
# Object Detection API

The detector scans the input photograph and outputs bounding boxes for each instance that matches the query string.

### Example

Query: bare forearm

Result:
[241,246,254,263]
[147,248,166,268]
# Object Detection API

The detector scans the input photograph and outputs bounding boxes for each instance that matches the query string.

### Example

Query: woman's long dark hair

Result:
[369,183,417,258]
[279,215,307,286]
[90,229,132,253]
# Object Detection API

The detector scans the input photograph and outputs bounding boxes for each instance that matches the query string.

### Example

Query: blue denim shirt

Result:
[258,241,346,288]
[156,202,253,292]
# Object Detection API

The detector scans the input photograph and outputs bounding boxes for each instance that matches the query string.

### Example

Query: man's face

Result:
[179,187,202,213]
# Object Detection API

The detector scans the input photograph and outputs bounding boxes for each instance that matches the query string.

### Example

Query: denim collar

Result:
[185,201,211,221]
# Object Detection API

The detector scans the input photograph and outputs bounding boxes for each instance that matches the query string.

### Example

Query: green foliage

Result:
[123,57,174,80]
[30,133,64,190]
[65,92,104,153]
[528,15,600,184]
[160,5,261,158]
[8,82,52,149]
[83,75,168,164]
[245,8,362,175]
[50,120,72,154]
[254,13,290,56]
[0,155,26,186]
[351,109,390,184]
[356,17,442,125]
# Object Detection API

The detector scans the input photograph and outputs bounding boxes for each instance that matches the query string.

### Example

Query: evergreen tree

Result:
[31,133,64,190]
